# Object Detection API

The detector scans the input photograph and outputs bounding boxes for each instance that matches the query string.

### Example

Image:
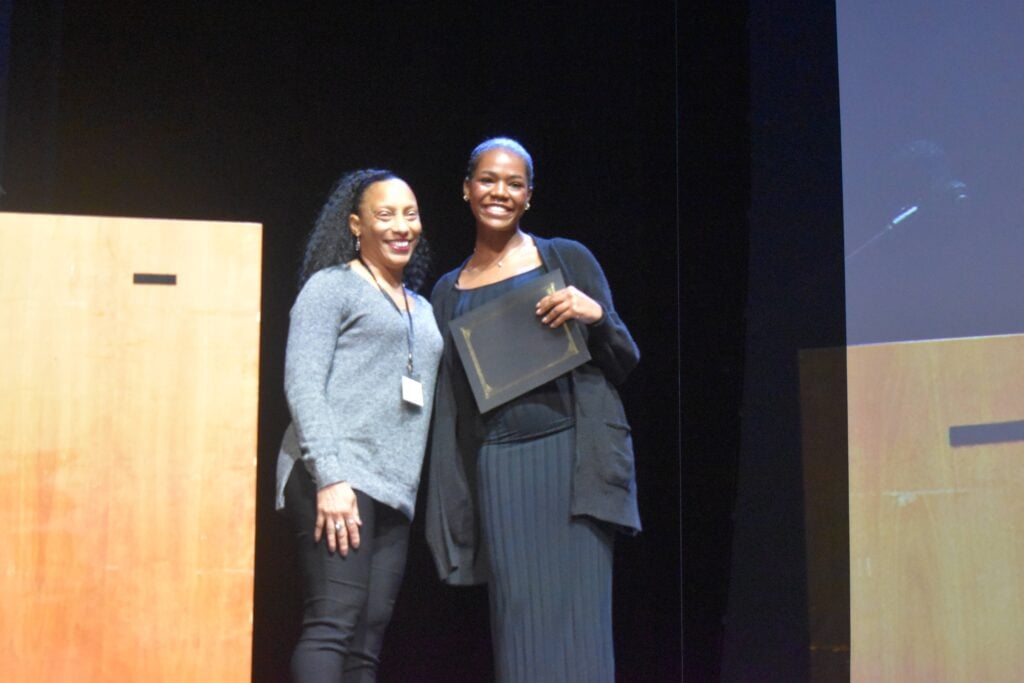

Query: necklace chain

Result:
[470,234,527,271]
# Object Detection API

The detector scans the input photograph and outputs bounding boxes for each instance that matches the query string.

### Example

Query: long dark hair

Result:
[298,169,430,290]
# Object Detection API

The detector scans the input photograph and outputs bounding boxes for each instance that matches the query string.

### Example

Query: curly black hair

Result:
[298,169,430,291]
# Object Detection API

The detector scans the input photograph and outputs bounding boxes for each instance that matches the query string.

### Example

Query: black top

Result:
[427,236,642,585]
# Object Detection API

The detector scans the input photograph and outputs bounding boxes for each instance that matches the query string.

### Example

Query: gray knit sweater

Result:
[275,264,443,519]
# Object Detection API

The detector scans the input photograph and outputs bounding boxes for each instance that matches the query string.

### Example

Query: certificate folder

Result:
[449,268,591,412]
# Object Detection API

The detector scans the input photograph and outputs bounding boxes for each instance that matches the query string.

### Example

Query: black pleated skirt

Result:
[477,426,615,683]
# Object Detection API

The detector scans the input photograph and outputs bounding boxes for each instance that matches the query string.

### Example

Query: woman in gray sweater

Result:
[277,169,443,682]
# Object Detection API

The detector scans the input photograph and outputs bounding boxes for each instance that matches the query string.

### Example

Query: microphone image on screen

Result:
[847,139,969,261]
[884,139,968,230]
[844,137,993,344]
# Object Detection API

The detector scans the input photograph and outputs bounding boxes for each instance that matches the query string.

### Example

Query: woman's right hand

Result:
[314,481,362,556]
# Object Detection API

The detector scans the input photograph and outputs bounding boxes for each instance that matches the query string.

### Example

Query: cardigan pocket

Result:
[598,420,636,489]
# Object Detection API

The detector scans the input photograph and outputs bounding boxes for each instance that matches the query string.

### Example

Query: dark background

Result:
[2,1,846,680]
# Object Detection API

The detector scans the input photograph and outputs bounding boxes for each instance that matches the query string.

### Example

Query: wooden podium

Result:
[847,335,1024,680]
[0,213,262,681]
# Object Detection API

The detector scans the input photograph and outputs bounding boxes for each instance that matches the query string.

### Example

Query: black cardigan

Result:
[425,235,641,585]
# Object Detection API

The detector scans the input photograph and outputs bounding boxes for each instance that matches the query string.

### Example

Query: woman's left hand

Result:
[536,286,603,328]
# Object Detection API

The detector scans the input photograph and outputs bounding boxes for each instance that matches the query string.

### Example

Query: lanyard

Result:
[358,257,415,375]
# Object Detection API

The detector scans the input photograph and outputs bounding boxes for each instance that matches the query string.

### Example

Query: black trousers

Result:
[284,466,410,683]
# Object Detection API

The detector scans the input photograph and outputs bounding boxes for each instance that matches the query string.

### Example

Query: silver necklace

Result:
[473,234,527,270]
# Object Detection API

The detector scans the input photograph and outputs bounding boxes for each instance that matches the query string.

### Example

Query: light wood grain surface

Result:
[0,213,262,681]
[849,335,1024,681]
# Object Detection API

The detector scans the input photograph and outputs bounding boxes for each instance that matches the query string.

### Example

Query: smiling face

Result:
[349,178,422,280]
[463,148,533,234]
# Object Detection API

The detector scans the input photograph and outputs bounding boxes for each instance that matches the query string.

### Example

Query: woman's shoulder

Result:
[296,264,360,304]
[534,234,588,253]
[430,268,461,298]
[303,263,355,286]
[534,234,599,265]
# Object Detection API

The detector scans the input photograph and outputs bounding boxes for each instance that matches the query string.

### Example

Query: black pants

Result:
[284,466,410,683]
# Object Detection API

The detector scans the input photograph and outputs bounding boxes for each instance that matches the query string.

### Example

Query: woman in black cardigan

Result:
[425,137,640,682]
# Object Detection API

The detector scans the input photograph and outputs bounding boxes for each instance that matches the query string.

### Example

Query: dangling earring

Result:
[355,235,361,252]
[525,201,531,211]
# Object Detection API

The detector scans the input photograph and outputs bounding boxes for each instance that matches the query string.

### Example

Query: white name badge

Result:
[402,375,424,407]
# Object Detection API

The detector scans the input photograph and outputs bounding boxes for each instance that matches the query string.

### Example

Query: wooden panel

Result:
[848,335,1024,681]
[0,212,262,681]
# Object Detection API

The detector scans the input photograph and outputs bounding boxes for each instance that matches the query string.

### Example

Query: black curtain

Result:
[721,1,845,680]
[3,3,685,681]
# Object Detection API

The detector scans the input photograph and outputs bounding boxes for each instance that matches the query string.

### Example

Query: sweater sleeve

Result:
[284,269,350,488]
[559,239,640,385]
